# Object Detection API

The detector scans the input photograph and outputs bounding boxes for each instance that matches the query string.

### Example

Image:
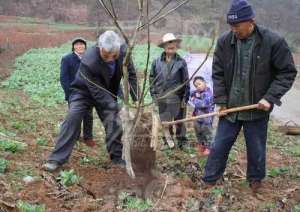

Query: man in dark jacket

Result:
[42,31,138,171]
[202,0,297,192]
[150,33,190,149]
[60,37,95,147]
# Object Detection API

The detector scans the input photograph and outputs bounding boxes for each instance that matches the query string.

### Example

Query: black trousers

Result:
[68,101,93,140]
[48,95,123,164]
[157,100,187,143]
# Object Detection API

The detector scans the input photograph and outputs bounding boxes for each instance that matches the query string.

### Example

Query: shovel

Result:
[162,104,259,126]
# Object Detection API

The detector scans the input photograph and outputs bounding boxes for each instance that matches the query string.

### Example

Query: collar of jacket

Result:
[82,46,122,87]
[71,52,81,61]
[160,52,181,62]
[98,47,123,85]
[73,51,83,60]
[230,25,263,46]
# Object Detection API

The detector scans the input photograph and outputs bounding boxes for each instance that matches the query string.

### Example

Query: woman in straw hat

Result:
[149,33,190,150]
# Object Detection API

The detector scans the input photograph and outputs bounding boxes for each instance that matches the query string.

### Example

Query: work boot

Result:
[42,161,60,172]
[111,158,126,168]
[249,181,262,193]
[200,180,216,190]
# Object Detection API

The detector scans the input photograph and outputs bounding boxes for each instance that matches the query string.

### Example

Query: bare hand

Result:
[258,99,272,111]
[217,105,227,117]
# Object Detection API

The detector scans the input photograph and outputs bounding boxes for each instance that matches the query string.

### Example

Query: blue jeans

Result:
[203,116,269,183]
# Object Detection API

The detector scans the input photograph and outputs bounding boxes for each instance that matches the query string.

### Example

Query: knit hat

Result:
[227,0,255,24]
[72,37,87,51]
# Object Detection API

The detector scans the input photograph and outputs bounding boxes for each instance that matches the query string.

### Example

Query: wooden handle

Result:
[162,104,259,126]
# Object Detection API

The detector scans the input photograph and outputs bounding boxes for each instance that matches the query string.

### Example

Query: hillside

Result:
[0,0,300,42]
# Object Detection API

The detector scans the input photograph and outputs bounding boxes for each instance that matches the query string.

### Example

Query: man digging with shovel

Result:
[201,0,297,192]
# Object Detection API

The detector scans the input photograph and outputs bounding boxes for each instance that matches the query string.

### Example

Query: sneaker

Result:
[166,139,175,149]
[161,138,175,150]
[200,180,216,190]
[111,158,126,168]
[83,139,97,147]
[42,161,60,172]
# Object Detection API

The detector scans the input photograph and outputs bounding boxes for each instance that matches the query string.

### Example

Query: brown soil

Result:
[131,112,156,174]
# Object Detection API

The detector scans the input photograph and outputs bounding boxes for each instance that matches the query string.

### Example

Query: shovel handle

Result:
[162,104,259,126]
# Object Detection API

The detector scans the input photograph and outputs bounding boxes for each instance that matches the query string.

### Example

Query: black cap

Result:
[71,37,87,51]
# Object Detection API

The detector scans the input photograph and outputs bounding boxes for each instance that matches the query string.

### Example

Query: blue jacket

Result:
[190,87,214,125]
[60,52,81,101]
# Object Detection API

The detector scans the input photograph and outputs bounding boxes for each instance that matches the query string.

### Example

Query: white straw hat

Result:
[158,33,182,48]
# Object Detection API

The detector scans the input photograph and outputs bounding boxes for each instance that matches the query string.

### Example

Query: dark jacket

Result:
[60,52,81,101]
[70,45,138,110]
[149,53,190,103]
[213,25,297,108]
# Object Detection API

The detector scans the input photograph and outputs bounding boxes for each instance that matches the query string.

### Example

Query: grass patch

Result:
[181,35,215,52]
[17,200,45,212]
[0,158,9,173]
[8,167,37,191]
[198,157,207,170]
[3,42,187,107]
[2,44,71,107]
[289,147,300,157]
[118,192,153,212]
[36,137,48,146]
[57,169,82,187]
[0,139,26,153]
[267,167,289,178]
[261,202,277,210]
[10,167,36,179]
[210,187,224,196]
[295,204,300,212]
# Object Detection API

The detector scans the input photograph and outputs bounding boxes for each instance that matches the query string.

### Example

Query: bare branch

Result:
[138,0,190,30]
[139,0,151,105]
[148,0,173,24]
[108,0,117,19]
[80,71,119,99]
[98,0,130,44]
[98,0,115,19]
[130,0,150,132]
